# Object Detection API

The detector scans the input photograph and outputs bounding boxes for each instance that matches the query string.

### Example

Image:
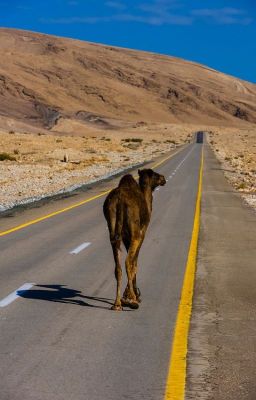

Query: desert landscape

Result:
[1,18,256,400]
[0,124,192,210]
[208,127,256,210]
[0,28,255,211]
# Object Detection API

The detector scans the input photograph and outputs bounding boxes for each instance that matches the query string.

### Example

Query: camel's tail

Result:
[114,198,124,248]
[103,192,123,251]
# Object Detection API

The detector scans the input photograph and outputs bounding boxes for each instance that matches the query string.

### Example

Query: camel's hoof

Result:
[128,301,139,310]
[121,298,139,309]
[111,304,123,311]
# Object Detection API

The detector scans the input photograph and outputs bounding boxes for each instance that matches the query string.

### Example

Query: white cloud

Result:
[192,7,253,25]
[41,3,253,27]
[42,12,192,26]
[105,1,126,10]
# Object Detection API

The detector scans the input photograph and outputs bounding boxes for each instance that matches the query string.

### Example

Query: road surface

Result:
[0,142,202,400]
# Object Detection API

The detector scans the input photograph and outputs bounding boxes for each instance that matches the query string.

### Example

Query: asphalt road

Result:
[0,142,202,400]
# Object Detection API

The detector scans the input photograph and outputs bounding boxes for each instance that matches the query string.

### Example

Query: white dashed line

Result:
[176,146,195,170]
[157,147,195,193]
[0,283,35,308]
[166,146,195,182]
[69,242,91,255]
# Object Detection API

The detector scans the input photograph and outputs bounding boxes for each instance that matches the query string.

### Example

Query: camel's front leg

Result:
[111,242,123,311]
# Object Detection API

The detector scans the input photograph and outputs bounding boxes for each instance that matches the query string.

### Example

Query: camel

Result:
[103,168,166,311]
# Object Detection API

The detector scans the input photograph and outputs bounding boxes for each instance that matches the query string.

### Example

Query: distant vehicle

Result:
[196,131,204,143]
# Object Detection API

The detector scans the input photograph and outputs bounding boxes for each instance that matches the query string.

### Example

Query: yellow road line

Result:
[0,146,187,237]
[0,191,110,237]
[164,148,203,400]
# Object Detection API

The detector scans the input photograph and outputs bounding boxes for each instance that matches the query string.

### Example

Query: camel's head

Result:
[138,169,166,191]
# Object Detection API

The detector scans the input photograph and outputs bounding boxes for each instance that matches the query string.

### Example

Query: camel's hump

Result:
[118,174,138,188]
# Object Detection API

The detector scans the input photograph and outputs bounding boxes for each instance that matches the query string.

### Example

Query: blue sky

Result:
[0,0,255,83]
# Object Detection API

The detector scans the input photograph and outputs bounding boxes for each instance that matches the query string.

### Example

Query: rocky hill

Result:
[0,28,256,135]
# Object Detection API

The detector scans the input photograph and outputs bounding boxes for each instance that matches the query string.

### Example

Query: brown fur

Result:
[103,169,166,311]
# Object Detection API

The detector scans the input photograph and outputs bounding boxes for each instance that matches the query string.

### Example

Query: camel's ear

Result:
[138,169,142,176]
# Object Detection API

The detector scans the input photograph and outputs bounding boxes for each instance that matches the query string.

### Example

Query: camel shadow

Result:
[18,284,114,310]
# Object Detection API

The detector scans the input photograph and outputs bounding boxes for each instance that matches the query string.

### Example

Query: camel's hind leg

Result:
[111,241,123,311]
[132,275,141,303]
[121,237,130,302]
[123,238,141,309]
[122,273,141,302]
[122,235,144,304]
[132,234,145,303]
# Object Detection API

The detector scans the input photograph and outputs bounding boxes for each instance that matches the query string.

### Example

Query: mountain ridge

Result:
[0,28,256,133]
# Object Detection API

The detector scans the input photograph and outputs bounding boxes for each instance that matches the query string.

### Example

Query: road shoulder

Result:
[186,145,256,399]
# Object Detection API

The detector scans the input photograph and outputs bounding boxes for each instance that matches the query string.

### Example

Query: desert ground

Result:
[208,127,256,210]
[0,123,193,210]
[1,123,255,212]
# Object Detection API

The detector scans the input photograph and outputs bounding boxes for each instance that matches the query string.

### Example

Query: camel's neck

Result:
[141,186,153,215]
